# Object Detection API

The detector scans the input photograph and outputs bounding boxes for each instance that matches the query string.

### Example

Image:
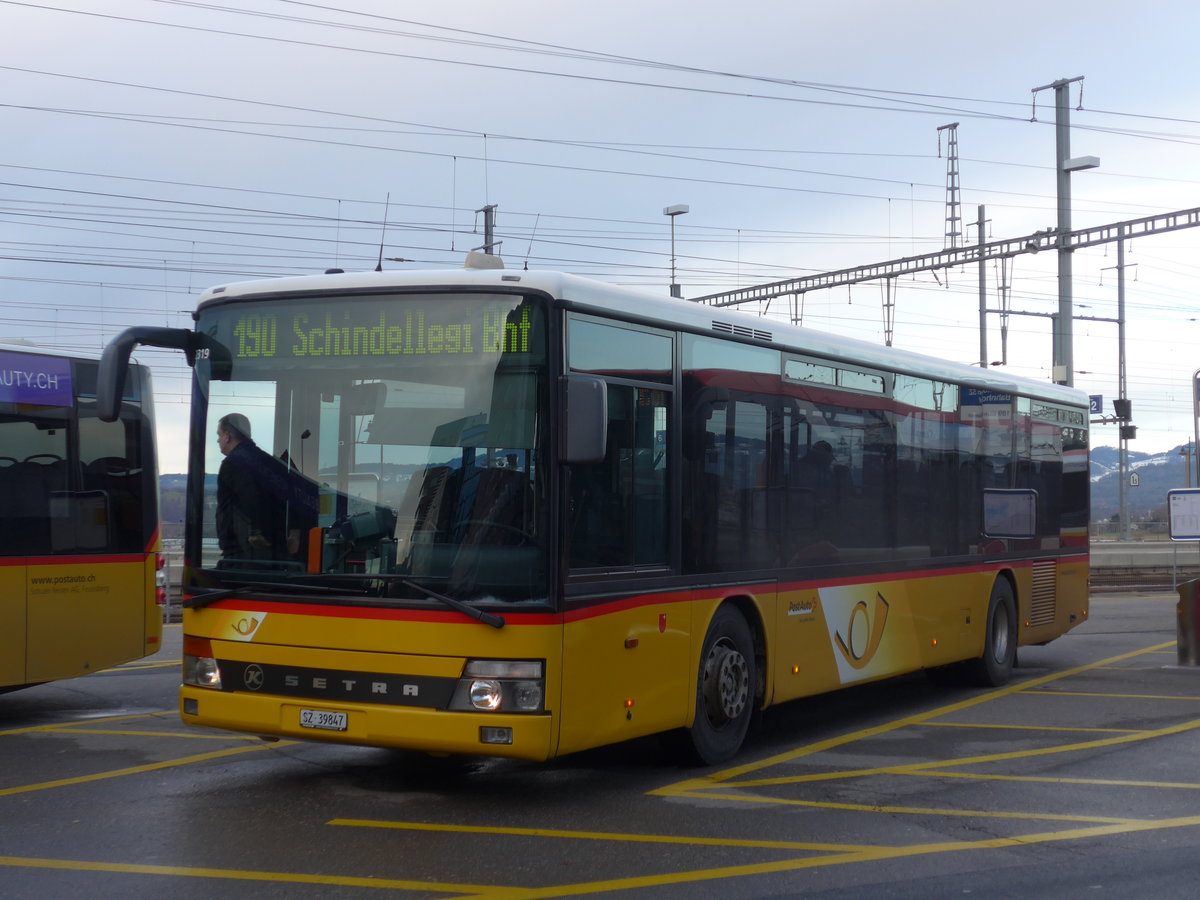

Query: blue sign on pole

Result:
[1089,394,1102,415]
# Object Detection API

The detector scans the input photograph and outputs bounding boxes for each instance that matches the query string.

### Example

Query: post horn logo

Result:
[234,617,260,636]
[834,592,890,670]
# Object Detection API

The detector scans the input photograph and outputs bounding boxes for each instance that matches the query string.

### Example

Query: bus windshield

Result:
[188,291,549,607]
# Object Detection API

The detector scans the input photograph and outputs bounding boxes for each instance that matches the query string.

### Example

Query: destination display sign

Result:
[202,295,542,365]
[0,350,73,407]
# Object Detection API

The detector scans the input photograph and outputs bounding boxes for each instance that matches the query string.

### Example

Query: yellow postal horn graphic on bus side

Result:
[834,592,890,670]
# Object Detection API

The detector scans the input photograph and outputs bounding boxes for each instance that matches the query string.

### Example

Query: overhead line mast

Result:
[691,206,1200,310]
[937,123,962,251]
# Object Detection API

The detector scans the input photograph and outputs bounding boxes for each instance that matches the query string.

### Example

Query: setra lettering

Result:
[273,671,420,697]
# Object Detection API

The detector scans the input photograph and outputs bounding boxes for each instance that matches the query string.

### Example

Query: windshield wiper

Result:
[394,577,506,629]
[183,580,360,610]
[292,573,506,628]
[185,574,506,628]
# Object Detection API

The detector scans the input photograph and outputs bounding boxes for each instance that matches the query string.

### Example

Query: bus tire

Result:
[685,605,756,765]
[964,578,1017,686]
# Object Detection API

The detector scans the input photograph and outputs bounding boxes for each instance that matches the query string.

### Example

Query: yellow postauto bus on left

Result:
[0,343,165,692]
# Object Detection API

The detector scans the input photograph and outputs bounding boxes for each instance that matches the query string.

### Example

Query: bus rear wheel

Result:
[685,606,756,765]
[964,578,1017,686]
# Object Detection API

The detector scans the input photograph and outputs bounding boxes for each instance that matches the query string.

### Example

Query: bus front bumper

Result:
[179,686,555,760]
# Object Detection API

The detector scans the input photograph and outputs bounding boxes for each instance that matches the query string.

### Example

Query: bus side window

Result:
[568,385,669,571]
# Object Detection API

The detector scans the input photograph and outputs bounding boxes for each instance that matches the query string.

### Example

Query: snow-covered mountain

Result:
[1090,444,1193,520]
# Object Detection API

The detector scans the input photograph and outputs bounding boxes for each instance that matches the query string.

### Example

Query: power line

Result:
[6,2,1200,144]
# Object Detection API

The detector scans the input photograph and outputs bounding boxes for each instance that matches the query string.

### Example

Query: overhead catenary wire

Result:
[3,1,1199,455]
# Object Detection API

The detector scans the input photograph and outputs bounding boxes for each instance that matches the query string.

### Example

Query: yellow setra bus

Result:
[1,343,164,691]
[100,264,1088,763]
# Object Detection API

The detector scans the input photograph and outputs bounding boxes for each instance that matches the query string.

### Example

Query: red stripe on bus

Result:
[181,597,564,626]
[1,554,150,567]
[181,552,1087,627]
[24,554,149,566]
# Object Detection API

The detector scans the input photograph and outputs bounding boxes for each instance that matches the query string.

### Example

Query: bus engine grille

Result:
[1029,560,1058,627]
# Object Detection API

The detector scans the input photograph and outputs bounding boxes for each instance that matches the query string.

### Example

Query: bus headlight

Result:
[183,654,222,688]
[449,660,544,713]
[182,637,222,688]
[469,679,503,710]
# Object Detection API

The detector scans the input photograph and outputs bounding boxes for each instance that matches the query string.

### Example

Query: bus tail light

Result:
[182,636,221,689]
[154,553,168,606]
[449,660,544,713]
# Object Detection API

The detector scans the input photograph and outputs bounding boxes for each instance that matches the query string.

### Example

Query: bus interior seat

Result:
[3,461,57,553]
[452,466,532,543]
[405,465,455,541]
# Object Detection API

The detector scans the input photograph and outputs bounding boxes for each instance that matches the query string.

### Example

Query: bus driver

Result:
[215,413,293,561]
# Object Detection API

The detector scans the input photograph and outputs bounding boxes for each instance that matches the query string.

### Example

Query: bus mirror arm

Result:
[98,327,210,422]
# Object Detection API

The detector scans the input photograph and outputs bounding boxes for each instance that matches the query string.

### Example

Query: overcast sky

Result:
[3,0,1200,472]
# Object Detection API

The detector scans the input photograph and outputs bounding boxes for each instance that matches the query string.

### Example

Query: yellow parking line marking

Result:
[659,790,1135,825]
[0,712,174,737]
[1022,689,1200,701]
[723,716,1200,789]
[1096,665,1174,670]
[4,713,259,741]
[3,638,1190,897]
[329,819,875,853]
[111,660,180,672]
[915,770,1200,790]
[651,641,1175,797]
[30,728,236,740]
[0,742,292,797]
[927,721,1146,734]
[0,855,496,894]
[449,813,1200,899]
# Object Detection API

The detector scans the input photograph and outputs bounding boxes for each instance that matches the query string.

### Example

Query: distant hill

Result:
[160,474,186,540]
[1090,444,1192,522]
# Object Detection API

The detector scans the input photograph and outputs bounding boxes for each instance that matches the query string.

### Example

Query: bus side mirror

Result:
[563,375,607,464]
[98,326,202,422]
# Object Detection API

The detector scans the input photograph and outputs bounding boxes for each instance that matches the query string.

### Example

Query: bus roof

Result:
[197,266,1089,408]
[0,341,101,361]
[0,342,151,372]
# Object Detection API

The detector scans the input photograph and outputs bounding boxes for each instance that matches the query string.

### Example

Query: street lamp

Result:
[1032,77,1098,386]
[663,204,689,298]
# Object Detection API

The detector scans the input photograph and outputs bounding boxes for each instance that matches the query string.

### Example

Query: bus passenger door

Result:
[559,596,692,756]
[560,384,691,755]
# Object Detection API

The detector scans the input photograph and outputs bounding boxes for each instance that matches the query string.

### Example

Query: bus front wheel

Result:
[964,578,1017,686]
[686,606,756,765]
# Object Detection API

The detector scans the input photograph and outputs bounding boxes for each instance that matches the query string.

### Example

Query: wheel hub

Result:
[704,640,749,723]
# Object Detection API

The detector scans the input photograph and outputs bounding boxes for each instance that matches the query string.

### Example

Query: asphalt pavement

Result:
[1,589,1198,899]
